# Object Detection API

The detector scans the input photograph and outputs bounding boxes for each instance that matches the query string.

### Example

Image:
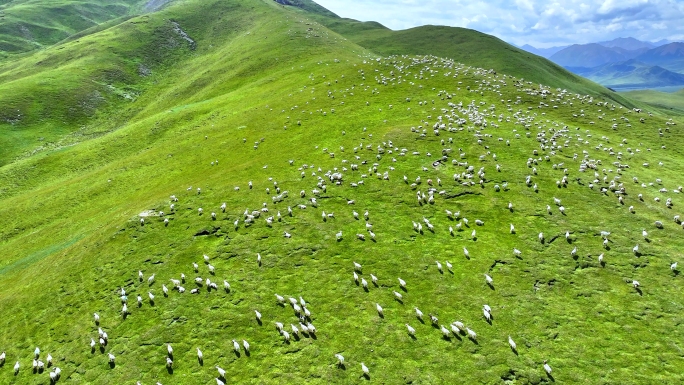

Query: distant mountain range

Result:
[520,38,684,90]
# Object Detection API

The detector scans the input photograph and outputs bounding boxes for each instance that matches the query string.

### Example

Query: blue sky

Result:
[314,0,684,47]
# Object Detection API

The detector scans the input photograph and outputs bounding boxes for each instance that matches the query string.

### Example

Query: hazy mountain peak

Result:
[598,37,655,51]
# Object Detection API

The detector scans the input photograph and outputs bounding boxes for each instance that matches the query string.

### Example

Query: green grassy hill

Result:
[306,16,635,108]
[0,0,146,56]
[622,88,684,115]
[0,0,683,384]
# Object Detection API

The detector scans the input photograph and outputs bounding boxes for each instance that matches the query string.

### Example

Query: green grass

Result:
[306,15,636,109]
[622,88,684,115]
[0,0,145,54]
[0,0,683,384]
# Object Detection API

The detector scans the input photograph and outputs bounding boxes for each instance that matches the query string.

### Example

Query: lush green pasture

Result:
[0,1,683,384]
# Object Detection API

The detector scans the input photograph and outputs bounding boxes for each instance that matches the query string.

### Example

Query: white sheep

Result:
[508,336,517,351]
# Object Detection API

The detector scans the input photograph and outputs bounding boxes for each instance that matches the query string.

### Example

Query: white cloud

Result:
[313,0,684,47]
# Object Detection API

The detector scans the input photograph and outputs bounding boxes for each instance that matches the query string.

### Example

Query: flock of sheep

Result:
[3,53,679,383]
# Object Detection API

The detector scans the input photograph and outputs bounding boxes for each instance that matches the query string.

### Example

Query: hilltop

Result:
[0,0,683,384]
[307,16,629,106]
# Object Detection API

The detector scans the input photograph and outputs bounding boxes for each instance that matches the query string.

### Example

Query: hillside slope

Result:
[0,0,683,384]
[623,88,684,115]
[306,16,634,107]
[0,0,148,56]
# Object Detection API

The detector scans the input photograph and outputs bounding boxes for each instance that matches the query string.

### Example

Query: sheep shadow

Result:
[636,288,643,296]
[600,261,606,268]
[674,269,680,277]
[166,366,174,375]
[233,350,241,358]
[409,334,417,341]
[487,283,495,291]
[378,312,384,319]
[511,347,518,356]
[442,335,452,342]
[256,318,263,326]
[293,334,301,342]
[395,299,404,305]
[417,317,425,324]
[122,312,128,320]
[337,363,346,370]
[362,373,370,381]
[149,300,155,307]
[469,337,479,345]
[400,286,408,293]
[109,361,116,369]
[546,372,555,382]
[645,238,651,243]
[99,346,105,354]
[198,357,203,366]
[244,350,251,357]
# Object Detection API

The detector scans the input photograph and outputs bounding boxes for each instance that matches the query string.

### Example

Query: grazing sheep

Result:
[371,274,378,285]
[466,328,477,340]
[393,291,403,301]
[376,303,384,316]
[440,325,451,338]
[508,336,517,351]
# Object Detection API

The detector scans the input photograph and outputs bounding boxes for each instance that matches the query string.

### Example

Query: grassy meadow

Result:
[0,0,683,384]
